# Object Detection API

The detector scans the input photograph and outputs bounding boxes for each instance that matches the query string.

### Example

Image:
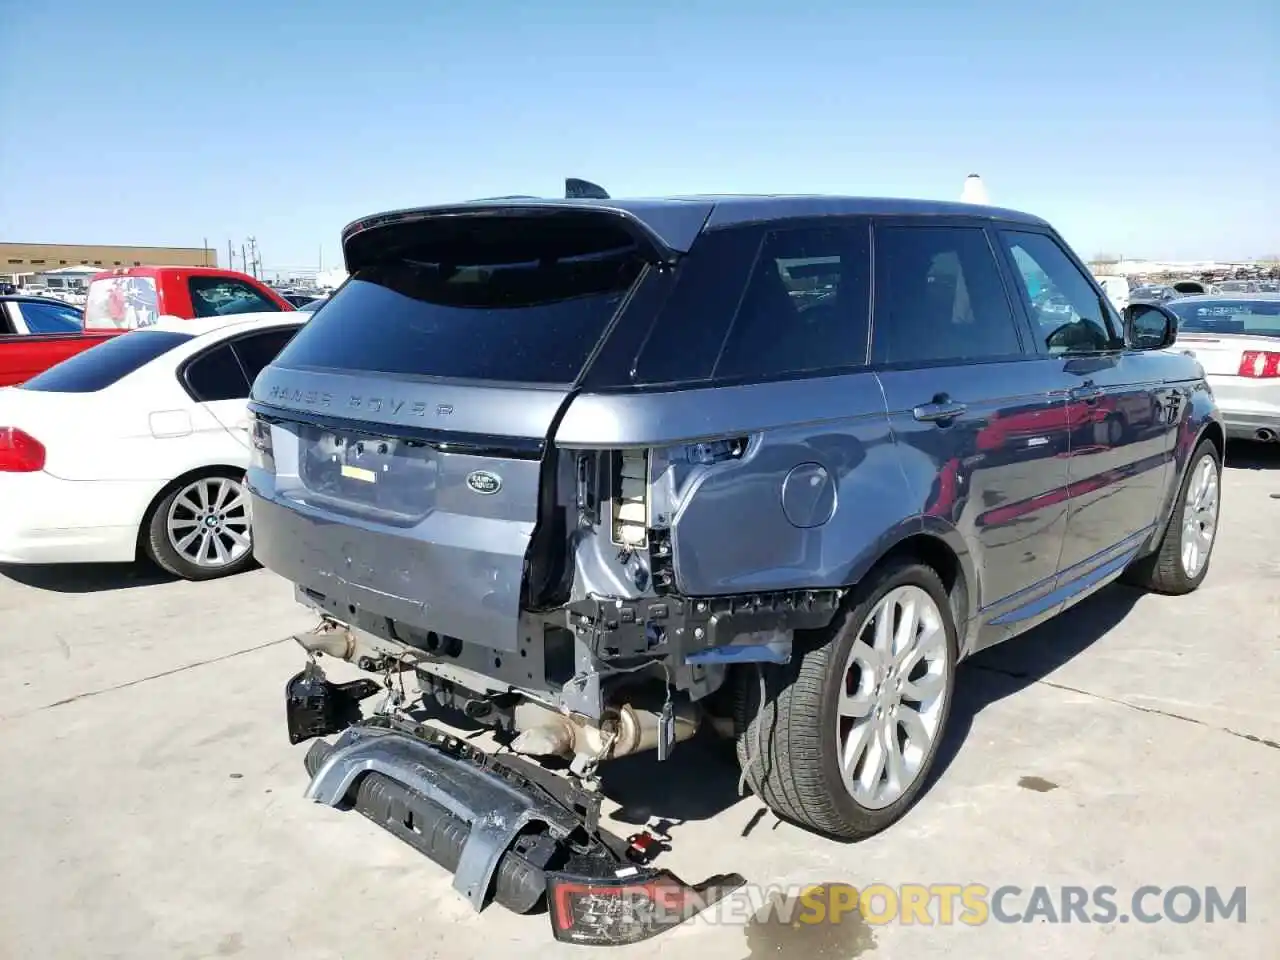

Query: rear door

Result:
[246,209,654,652]
[870,219,1071,638]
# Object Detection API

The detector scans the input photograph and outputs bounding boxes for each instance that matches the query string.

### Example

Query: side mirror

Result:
[1123,302,1178,350]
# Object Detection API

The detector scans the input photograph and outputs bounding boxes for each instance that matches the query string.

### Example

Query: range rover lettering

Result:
[245,183,1222,942]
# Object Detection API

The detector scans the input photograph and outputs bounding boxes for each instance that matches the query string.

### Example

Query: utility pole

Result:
[227,239,234,271]
[241,243,248,277]
[202,237,209,267]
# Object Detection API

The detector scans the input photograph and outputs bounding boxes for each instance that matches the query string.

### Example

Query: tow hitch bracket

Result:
[305,724,583,909]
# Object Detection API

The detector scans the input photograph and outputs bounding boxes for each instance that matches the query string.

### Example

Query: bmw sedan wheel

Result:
[735,559,958,840]
[1123,437,1222,595]
[145,473,257,581]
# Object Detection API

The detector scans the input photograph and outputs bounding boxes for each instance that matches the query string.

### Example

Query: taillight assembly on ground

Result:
[1238,351,1280,378]
[0,427,45,472]
[547,867,745,945]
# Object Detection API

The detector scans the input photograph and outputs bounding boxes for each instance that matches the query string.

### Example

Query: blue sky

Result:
[2,0,1276,269]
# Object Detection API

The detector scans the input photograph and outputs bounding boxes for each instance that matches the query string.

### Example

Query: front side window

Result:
[872,225,1022,364]
[189,278,281,318]
[16,300,82,334]
[713,223,872,380]
[21,330,194,393]
[1000,231,1116,355]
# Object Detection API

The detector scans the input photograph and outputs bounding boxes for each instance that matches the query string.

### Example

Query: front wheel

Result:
[144,473,256,581]
[735,560,958,840]
[1124,438,1221,594]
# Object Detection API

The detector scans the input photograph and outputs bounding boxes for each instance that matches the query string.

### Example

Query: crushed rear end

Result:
[247,196,759,940]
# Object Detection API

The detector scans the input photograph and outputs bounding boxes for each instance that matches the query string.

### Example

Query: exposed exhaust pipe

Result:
[1255,428,1277,443]
[293,619,356,660]
[510,700,700,762]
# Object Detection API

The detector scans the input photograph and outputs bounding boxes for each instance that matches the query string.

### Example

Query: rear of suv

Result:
[246,190,1221,929]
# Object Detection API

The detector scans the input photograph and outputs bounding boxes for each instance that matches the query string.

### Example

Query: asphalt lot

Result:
[1,444,1277,960]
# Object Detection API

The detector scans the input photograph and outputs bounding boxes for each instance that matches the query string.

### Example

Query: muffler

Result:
[509,700,700,763]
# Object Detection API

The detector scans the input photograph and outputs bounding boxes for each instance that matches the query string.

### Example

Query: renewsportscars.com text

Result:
[676,882,1248,927]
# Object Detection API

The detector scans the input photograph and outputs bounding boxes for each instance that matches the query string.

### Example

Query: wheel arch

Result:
[846,520,980,654]
[133,463,248,560]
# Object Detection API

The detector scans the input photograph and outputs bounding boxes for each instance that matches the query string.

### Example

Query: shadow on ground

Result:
[0,561,175,594]
[1225,438,1280,471]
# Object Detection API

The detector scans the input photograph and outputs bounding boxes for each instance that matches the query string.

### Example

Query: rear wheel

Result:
[144,473,256,581]
[1124,438,1221,594]
[735,560,957,840]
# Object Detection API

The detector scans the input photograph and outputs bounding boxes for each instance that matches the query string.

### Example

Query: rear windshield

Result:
[21,330,194,393]
[1171,299,1280,338]
[84,275,161,330]
[270,216,645,384]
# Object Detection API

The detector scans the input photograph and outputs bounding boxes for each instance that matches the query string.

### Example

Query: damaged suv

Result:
[246,185,1221,938]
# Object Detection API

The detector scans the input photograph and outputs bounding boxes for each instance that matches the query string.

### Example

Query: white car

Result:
[0,313,303,579]
[1171,293,1280,443]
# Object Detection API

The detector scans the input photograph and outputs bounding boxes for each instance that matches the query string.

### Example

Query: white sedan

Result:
[1172,294,1280,443]
[0,313,302,579]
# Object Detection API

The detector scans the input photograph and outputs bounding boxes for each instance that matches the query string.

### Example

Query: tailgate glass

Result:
[271,214,645,385]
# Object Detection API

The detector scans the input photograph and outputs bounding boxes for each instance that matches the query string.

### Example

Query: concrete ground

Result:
[1,445,1277,960]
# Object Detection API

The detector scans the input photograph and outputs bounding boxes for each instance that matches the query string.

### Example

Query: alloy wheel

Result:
[835,585,950,810]
[166,476,252,568]
[1180,454,1219,578]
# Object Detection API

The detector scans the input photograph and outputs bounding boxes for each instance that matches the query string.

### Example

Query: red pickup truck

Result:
[0,266,293,386]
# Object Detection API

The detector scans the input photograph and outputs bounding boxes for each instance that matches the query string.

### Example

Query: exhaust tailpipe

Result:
[1254,428,1277,443]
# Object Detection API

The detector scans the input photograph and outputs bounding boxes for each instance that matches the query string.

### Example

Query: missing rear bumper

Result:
[296,706,743,941]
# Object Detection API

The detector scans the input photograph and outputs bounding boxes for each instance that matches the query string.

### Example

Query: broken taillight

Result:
[547,867,744,946]
[0,428,45,472]
[249,417,276,472]
[1238,351,1280,378]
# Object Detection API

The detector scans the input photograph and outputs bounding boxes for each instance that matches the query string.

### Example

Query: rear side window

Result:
[872,226,1022,364]
[272,216,645,385]
[21,330,194,393]
[233,327,298,382]
[183,328,300,402]
[185,344,250,401]
[84,275,160,330]
[189,277,282,317]
[714,223,871,380]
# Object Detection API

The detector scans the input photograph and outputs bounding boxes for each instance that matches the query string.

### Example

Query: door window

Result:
[1000,231,1117,355]
[230,327,298,382]
[184,344,251,401]
[188,277,281,317]
[713,223,871,379]
[16,300,83,333]
[871,226,1023,364]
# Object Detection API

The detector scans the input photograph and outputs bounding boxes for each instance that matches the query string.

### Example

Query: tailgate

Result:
[249,377,561,654]
[247,205,659,653]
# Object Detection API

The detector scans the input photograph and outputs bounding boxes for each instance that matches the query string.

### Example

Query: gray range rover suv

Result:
[246,191,1222,924]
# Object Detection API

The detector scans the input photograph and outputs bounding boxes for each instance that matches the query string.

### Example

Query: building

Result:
[1,242,218,285]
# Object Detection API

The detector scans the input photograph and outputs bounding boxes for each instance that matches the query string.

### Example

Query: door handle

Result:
[912,400,968,423]
[1070,382,1103,403]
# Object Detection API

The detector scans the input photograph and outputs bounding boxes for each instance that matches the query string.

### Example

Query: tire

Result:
[144,471,256,581]
[1123,438,1221,595]
[734,559,958,840]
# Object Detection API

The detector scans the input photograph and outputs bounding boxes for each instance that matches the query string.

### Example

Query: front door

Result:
[997,230,1174,580]
[870,220,1072,639]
